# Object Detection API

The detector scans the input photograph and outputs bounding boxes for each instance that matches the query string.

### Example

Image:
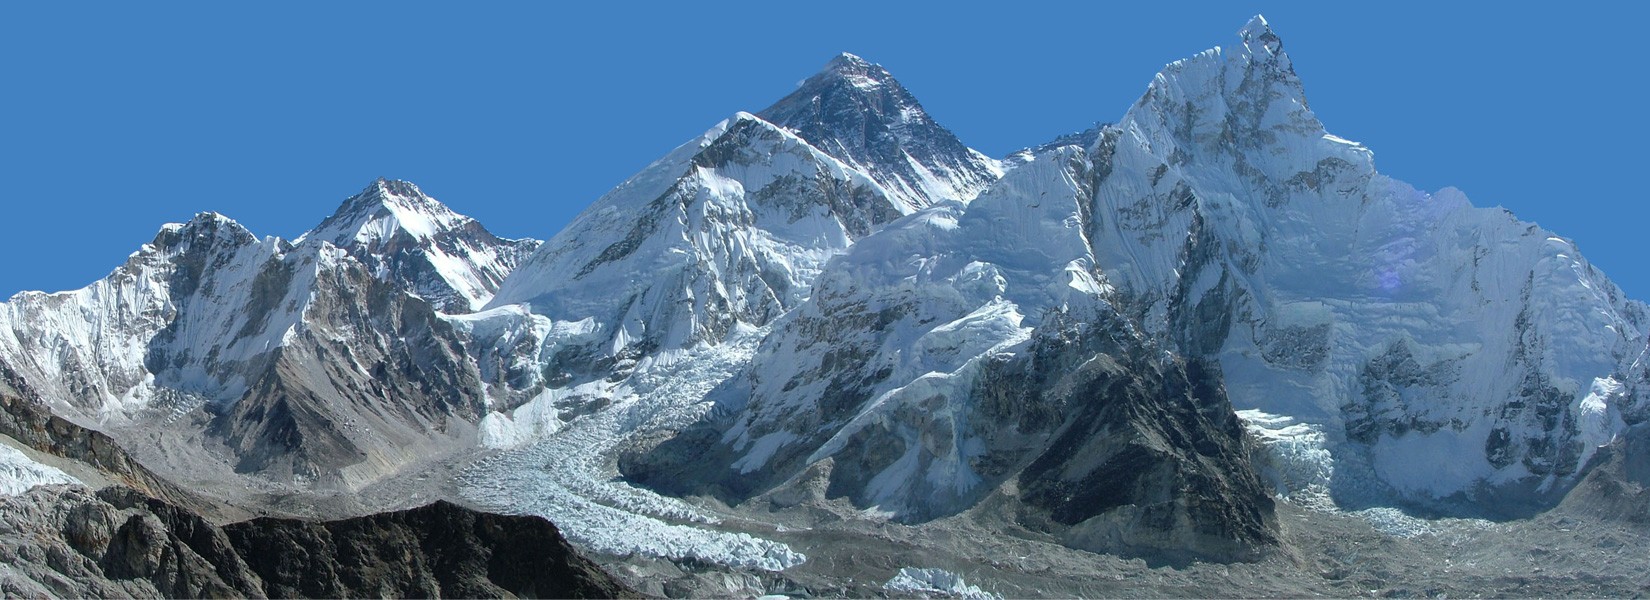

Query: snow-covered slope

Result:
[477,53,1007,428]
[301,178,540,313]
[455,60,1012,568]
[624,145,1278,562]
[488,113,901,344]
[0,213,280,417]
[0,443,79,497]
[620,17,1650,563]
[1076,15,1650,512]
[1,16,1645,581]
[696,150,1112,504]
[759,53,1003,209]
[475,112,925,421]
[0,184,522,488]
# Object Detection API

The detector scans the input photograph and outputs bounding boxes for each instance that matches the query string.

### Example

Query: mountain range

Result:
[2,14,1647,598]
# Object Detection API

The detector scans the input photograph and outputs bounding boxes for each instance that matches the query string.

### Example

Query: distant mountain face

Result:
[469,55,1010,442]
[1074,16,1650,514]
[621,146,1278,561]
[0,15,1646,572]
[622,15,1649,549]
[303,179,540,314]
[0,181,536,488]
[757,52,1002,209]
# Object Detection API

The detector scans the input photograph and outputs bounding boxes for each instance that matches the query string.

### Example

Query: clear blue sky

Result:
[3,2,1646,298]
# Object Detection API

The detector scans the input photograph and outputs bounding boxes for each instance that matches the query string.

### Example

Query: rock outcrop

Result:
[0,485,632,599]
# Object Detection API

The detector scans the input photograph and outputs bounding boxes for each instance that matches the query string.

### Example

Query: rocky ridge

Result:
[0,484,631,599]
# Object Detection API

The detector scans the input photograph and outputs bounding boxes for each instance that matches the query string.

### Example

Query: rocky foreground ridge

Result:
[0,485,632,599]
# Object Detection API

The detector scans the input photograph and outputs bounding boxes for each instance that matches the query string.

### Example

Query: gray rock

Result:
[0,485,633,599]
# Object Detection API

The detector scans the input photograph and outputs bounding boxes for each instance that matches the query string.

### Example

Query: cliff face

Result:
[0,486,633,599]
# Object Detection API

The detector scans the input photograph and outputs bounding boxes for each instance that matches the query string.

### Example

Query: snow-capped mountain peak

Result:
[300,178,540,313]
[153,211,261,255]
[1238,14,1281,54]
[1071,15,1650,514]
[484,111,904,359]
[758,53,1002,209]
[1233,14,1305,105]
[816,52,888,90]
[302,178,465,246]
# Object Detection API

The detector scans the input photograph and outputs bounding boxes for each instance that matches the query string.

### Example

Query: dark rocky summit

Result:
[223,499,634,599]
[0,485,633,599]
[758,52,1000,206]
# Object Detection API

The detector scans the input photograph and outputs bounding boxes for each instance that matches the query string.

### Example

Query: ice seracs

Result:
[0,444,79,497]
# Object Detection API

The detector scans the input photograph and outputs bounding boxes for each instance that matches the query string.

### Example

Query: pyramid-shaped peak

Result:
[150,211,259,255]
[1239,15,1273,40]
[1238,14,1284,57]
[820,52,876,75]
[356,178,452,211]
[173,211,253,238]
[758,53,1002,206]
[826,52,869,69]
[803,51,899,92]
[352,178,437,208]
[304,178,466,246]
[300,178,540,312]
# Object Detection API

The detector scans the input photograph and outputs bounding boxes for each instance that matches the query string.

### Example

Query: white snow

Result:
[458,328,806,571]
[1574,376,1627,470]
[453,98,1012,567]
[0,16,1641,576]
[477,391,562,449]
[719,145,1116,517]
[1239,410,1497,537]
[1238,409,1334,505]
[300,179,538,312]
[733,430,798,474]
[1075,15,1650,504]
[884,567,999,600]
[0,443,79,496]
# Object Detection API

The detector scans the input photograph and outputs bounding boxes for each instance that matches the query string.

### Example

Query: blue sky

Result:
[3,2,1646,298]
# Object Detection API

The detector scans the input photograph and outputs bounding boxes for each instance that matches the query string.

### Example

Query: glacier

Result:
[0,12,1644,591]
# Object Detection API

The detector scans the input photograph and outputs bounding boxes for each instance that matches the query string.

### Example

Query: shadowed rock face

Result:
[624,305,1279,565]
[0,485,633,599]
[0,181,525,493]
[204,252,488,488]
[222,499,634,599]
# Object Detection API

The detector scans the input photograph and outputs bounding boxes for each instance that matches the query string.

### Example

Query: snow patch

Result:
[733,430,798,474]
[477,391,562,449]
[0,444,79,496]
[1371,426,1497,498]
[883,567,999,600]
[1574,376,1627,469]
